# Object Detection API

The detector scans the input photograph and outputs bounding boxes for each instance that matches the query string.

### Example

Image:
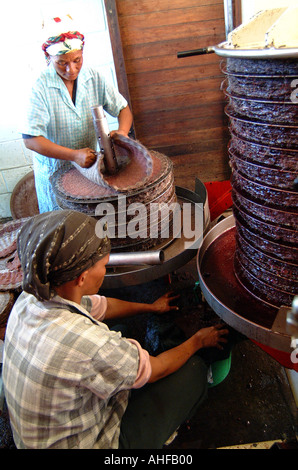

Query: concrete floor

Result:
[168,338,297,449]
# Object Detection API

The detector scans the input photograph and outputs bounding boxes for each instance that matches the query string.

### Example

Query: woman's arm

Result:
[148,325,229,383]
[105,292,179,320]
[23,135,97,168]
[105,293,228,384]
[110,105,133,137]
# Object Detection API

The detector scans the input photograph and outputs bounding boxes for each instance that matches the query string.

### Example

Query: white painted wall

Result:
[0,0,118,219]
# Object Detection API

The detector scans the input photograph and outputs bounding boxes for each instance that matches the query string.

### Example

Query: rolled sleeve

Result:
[127,339,152,389]
[102,76,128,117]
[88,295,107,321]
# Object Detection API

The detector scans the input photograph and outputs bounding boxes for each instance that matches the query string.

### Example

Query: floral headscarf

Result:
[42,16,84,64]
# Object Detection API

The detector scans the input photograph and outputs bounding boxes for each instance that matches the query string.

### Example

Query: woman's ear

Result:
[77,270,88,287]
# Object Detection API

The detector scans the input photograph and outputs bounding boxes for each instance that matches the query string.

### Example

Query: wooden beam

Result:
[104,0,136,137]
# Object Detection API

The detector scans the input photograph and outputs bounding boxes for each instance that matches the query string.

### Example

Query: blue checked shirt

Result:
[2,292,141,449]
[23,64,127,213]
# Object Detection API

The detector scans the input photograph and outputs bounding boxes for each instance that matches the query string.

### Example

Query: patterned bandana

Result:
[42,17,84,64]
[17,210,110,301]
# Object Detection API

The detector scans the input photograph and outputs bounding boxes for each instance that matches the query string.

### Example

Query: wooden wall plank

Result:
[116,0,221,16]
[130,76,224,102]
[128,62,225,94]
[133,98,226,124]
[142,126,229,151]
[119,6,224,33]
[110,0,231,187]
[124,31,226,62]
[120,18,225,46]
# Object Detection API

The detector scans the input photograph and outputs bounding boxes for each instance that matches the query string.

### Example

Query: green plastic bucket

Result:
[208,351,232,388]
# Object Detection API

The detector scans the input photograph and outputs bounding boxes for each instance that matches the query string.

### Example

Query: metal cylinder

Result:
[107,250,164,266]
[287,296,298,329]
[223,0,234,39]
[91,105,118,174]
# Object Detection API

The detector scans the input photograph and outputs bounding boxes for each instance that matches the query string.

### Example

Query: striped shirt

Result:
[23,64,127,212]
[2,292,151,449]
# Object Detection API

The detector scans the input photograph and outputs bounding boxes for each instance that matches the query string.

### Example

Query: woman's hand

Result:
[110,129,128,138]
[23,136,98,168]
[195,324,229,350]
[105,291,179,320]
[73,148,97,168]
[151,291,180,314]
[148,323,229,383]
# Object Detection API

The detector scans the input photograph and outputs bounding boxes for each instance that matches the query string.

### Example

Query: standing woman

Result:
[22,15,133,213]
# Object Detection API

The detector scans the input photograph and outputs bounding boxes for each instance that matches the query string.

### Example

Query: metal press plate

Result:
[214,41,298,59]
[102,185,209,289]
[197,215,293,353]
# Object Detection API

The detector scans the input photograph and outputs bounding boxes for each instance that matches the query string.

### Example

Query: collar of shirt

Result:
[43,293,99,325]
[46,64,93,116]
